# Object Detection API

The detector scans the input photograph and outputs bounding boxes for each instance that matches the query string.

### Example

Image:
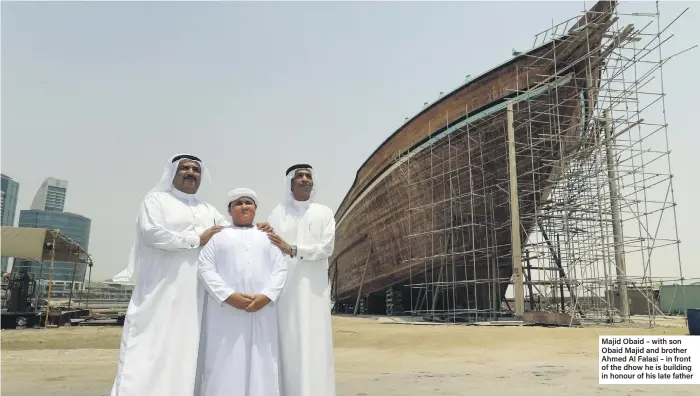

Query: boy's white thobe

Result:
[197,226,288,396]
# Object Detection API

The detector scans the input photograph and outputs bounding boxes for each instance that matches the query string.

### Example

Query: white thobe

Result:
[198,226,288,396]
[111,189,229,396]
[268,201,337,396]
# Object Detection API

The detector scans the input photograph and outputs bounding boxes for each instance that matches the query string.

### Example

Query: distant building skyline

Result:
[30,177,68,212]
[1,173,20,272]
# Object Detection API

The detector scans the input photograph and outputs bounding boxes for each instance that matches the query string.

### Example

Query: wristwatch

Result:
[290,245,297,258]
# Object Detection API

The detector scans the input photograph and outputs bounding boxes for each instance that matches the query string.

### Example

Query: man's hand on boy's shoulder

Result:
[256,222,274,233]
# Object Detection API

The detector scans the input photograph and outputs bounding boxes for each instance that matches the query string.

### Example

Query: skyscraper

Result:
[1,174,20,273]
[1,173,20,226]
[30,177,68,212]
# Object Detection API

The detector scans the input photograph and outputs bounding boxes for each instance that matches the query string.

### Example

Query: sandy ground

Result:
[1,315,697,395]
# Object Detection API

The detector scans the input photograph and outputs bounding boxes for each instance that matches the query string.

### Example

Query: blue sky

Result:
[2,1,698,282]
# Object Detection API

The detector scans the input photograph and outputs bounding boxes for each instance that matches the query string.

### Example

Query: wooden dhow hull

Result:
[330,1,618,314]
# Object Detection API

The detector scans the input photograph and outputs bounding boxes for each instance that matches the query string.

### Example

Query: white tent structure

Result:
[1,226,93,325]
[1,226,91,264]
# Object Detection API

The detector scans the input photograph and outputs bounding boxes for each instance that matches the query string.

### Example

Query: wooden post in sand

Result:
[507,102,525,318]
[354,245,372,316]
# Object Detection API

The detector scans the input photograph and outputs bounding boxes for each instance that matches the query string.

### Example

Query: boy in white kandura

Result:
[197,188,289,396]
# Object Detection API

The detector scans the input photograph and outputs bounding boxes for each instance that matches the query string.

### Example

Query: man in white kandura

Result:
[198,188,288,396]
[110,153,229,396]
[265,164,337,396]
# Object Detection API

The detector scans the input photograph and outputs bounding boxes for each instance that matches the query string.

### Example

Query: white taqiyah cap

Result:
[227,187,259,207]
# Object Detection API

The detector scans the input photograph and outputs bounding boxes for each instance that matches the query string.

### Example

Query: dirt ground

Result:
[1,315,696,395]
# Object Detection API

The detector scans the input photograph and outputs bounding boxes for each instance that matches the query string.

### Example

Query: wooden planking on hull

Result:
[334,79,582,305]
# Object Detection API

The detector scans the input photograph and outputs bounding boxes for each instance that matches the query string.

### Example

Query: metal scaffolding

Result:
[396,1,694,326]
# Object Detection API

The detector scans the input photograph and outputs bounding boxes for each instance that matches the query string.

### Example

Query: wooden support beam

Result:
[604,109,629,319]
[334,260,339,303]
[414,287,426,313]
[506,101,525,318]
[525,249,536,310]
[328,259,339,311]
[537,220,585,318]
[353,246,373,316]
[328,258,337,286]
[430,262,445,315]
[556,234,565,313]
